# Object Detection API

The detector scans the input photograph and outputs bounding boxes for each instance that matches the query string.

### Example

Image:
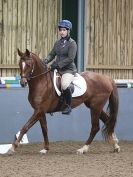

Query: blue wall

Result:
[0,88,132,143]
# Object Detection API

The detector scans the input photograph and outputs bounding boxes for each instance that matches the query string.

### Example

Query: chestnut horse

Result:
[8,49,120,154]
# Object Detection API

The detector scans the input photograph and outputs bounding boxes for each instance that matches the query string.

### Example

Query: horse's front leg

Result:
[39,114,49,154]
[8,110,43,154]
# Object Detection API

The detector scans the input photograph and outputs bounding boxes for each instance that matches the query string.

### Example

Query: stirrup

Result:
[62,105,72,115]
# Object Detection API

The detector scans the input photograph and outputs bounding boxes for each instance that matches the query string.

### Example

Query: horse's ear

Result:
[26,49,30,56]
[17,48,23,57]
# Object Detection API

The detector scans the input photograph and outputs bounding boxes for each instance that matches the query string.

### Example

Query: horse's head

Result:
[18,49,34,87]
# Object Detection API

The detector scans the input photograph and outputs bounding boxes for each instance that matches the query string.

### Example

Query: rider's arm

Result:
[43,41,57,64]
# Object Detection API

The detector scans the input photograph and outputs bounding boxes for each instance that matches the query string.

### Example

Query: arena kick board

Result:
[0,88,133,143]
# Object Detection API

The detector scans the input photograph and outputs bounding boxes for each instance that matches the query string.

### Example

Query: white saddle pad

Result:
[53,69,87,97]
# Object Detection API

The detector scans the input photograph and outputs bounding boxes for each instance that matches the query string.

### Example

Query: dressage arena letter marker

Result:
[16,131,29,144]
[0,144,12,154]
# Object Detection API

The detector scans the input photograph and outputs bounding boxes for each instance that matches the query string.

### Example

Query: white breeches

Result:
[61,73,74,90]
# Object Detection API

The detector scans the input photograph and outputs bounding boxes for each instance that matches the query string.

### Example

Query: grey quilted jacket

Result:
[46,37,77,75]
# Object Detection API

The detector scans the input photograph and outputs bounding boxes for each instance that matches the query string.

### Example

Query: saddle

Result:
[53,69,87,97]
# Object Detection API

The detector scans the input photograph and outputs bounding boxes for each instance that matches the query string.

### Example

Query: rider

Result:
[43,19,77,115]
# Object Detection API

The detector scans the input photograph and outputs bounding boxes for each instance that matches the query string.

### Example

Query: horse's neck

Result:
[28,62,53,99]
[32,55,45,75]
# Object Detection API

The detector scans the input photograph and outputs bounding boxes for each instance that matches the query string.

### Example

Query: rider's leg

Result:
[62,87,72,114]
[61,73,74,115]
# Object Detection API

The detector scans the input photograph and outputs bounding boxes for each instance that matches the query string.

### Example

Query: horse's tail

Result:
[102,80,119,140]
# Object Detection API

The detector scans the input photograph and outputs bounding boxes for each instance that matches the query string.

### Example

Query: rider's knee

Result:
[62,82,69,90]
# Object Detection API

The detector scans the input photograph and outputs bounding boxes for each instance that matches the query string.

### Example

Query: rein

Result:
[29,68,51,79]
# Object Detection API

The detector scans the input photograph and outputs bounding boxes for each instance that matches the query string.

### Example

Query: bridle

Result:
[20,55,51,80]
[19,52,54,98]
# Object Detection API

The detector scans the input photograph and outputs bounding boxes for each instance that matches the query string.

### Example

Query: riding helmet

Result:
[58,20,72,30]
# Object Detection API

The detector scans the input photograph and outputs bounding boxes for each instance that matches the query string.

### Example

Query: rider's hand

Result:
[43,59,48,65]
[50,62,59,71]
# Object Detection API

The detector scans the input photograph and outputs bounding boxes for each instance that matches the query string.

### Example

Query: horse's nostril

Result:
[20,79,27,88]
[20,82,27,88]
[21,84,25,88]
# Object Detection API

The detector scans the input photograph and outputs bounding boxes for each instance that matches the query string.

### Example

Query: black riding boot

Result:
[62,87,72,115]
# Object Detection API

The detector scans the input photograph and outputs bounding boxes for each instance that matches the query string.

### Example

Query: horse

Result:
[8,48,120,154]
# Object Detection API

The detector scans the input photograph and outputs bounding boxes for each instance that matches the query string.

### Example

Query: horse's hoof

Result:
[39,149,48,154]
[114,146,120,153]
[77,149,85,155]
[6,148,15,155]
[77,145,89,155]
[113,144,120,153]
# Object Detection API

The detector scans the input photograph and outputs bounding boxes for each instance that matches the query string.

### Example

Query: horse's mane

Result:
[30,52,47,70]
[31,52,40,59]
[30,52,44,64]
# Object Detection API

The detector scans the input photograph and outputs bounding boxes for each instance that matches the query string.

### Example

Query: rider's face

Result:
[58,28,69,38]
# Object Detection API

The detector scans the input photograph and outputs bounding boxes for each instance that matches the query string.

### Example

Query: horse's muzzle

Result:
[20,78,28,87]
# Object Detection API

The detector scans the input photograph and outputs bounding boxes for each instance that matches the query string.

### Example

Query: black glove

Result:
[50,62,59,71]
[43,59,48,65]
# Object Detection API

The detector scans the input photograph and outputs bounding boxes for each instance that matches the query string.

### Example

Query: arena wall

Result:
[0,0,61,76]
[85,0,133,79]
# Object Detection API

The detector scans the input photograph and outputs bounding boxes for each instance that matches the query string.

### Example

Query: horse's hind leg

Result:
[100,111,120,152]
[77,108,100,154]
[39,115,49,154]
